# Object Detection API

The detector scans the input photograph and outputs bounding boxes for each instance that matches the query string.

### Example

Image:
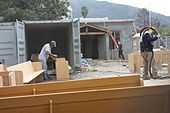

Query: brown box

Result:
[0,64,7,72]
[55,58,70,81]
[0,71,23,86]
[9,71,23,86]
[0,72,10,86]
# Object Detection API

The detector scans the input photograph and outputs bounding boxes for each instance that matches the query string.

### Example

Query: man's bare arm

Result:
[49,53,58,60]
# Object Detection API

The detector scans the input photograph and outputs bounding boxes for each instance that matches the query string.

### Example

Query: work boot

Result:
[151,76,160,79]
[151,72,160,79]
[143,75,150,80]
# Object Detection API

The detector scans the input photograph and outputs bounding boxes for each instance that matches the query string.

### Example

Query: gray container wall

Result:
[0,20,81,68]
[166,37,170,49]
[0,23,18,66]
[72,20,81,68]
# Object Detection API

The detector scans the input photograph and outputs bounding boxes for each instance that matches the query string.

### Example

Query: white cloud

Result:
[97,0,170,16]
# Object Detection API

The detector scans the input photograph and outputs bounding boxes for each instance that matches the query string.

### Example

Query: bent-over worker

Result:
[39,41,58,80]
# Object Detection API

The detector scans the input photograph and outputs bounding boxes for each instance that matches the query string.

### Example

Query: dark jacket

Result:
[140,33,158,52]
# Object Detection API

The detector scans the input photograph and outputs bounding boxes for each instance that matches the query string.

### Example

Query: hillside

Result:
[70,0,170,25]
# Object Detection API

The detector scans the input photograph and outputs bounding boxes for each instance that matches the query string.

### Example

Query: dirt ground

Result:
[71,60,170,86]
[71,60,133,80]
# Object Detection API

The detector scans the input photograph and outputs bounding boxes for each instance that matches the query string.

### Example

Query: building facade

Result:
[80,18,135,60]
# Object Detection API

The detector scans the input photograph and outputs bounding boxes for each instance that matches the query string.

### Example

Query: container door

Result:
[72,19,81,68]
[0,23,17,66]
[15,20,26,63]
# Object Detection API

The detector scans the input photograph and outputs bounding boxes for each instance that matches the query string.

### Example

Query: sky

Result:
[97,0,170,16]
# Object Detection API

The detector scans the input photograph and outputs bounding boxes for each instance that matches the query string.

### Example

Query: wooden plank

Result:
[7,61,34,83]
[32,62,43,72]
[128,53,135,72]
[55,58,69,81]
[29,71,44,83]
[7,61,44,83]
[168,91,170,113]
[80,32,105,36]
[0,84,169,113]
[128,50,170,73]
[0,74,142,97]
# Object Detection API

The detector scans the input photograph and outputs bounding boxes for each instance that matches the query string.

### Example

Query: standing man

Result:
[108,31,119,59]
[39,41,58,80]
[118,41,125,61]
[140,30,159,80]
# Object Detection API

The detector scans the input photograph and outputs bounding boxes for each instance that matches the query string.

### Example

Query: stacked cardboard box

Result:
[0,64,23,86]
[55,58,70,81]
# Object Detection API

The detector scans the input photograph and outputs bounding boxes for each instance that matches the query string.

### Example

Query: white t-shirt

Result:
[39,43,51,61]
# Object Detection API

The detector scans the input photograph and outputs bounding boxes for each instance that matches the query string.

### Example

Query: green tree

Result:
[0,0,69,22]
[81,6,88,18]
[160,26,170,36]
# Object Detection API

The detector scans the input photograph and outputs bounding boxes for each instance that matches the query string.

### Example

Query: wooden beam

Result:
[7,61,44,83]
[0,84,169,113]
[85,27,88,33]
[128,50,170,73]
[0,74,142,97]
[80,24,108,32]
[80,32,105,36]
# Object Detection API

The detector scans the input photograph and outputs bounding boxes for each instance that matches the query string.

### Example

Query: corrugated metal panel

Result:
[16,21,26,63]
[72,19,81,68]
[167,37,170,49]
[0,23,17,66]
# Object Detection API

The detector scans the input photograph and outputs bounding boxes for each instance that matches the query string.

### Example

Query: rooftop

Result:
[80,17,134,23]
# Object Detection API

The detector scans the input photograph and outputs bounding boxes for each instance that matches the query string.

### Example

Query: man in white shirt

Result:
[39,41,57,80]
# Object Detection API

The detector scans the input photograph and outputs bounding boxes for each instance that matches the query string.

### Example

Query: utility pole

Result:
[148,0,152,26]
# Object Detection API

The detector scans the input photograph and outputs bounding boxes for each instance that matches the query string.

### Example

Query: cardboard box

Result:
[0,71,23,86]
[0,72,10,86]
[128,50,170,73]
[0,64,7,72]
[9,71,23,86]
[55,58,70,81]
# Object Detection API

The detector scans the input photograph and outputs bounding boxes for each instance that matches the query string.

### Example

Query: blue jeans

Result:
[40,60,49,80]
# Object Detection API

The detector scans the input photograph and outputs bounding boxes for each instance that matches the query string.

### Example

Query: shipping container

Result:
[0,19,81,68]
